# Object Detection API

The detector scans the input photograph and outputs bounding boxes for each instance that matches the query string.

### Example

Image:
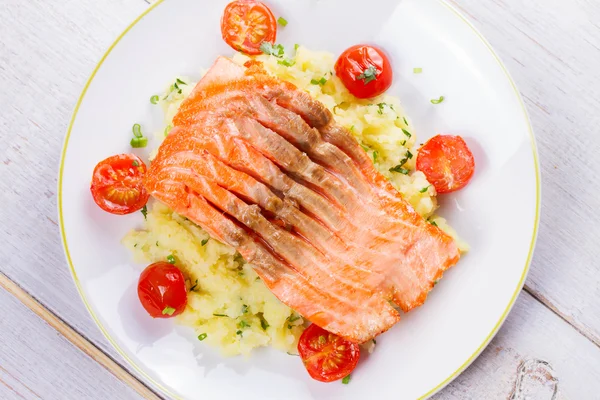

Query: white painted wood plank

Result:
[0,287,142,400]
[448,0,600,346]
[435,292,600,399]
[0,0,147,367]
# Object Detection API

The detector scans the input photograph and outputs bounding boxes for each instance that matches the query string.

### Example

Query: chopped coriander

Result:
[420,185,431,193]
[413,67,423,74]
[166,254,176,264]
[277,58,296,67]
[213,313,227,317]
[197,333,207,341]
[241,304,249,314]
[176,78,187,85]
[318,335,326,345]
[431,96,445,104]
[260,319,270,330]
[277,16,288,26]
[259,42,285,58]
[342,375,351,384]
[402,128,412,138]
[238,320,251,329]
[141,205,148,219]
[236,330,243,336]
[132,160,140,167]
[190,279,199,291]
[162,306,175,316]
[132,123,143,138]
[150,95,159,104]
[201,238,209,246]
[389,165,410,174]
[130,137,148,148]
[372,150,379,163]
[403,117,409,126]
[356,65,379,84]
[288,315,301,323]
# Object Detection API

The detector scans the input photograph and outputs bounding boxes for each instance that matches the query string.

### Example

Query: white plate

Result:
[59,0,540,398]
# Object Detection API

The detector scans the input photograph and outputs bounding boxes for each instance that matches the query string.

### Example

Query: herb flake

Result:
[431,96,445,104]
[162,306,175,316]
[356,65,379,84]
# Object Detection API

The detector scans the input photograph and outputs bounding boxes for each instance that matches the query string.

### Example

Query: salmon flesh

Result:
[144,57,460,343]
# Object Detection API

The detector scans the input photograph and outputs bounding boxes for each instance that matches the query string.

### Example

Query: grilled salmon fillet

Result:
[145,56,460,343]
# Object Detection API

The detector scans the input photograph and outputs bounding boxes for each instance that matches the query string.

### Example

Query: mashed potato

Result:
[124,46,466,357]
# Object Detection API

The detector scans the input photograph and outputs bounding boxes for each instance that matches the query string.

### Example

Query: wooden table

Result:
[1,0,599,398]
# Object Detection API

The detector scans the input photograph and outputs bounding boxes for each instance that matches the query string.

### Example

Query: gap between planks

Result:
[0,272,162,400]
[524,284,600,349]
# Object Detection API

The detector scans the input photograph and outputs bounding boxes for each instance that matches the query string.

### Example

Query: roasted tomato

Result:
[137,262,187,318]
[416,135,475,193]
[335,44,393,99]
[90,154,149,215]
[221,0,277,55]
[297,324,360,382]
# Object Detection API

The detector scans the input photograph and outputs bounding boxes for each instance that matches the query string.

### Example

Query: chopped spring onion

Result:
[238,320,251,329]
[431,96,445,104]
[190,279,199,291]
[176,78,187,85]
[430,220,439,227]
[389,166,410,174]
[413,67,423,74]
[197,333,207,341]
[419,185,431,193]
[402,128,412,138]
[342,375,351,384]
[132,123,143,138]
[201,238,209,246]
[130,137,148,148]
[213,313,227,317]
[277,16,288,26]
[403,117,409,126]
[236,330,243,336]
[132,160,140,167]
[277,58,296,67]
[164,125,172,136]
[311,77,327,86]
[372,150,379,163]
[294,43,300,51]
[241,304,249,314]
[141,205,148,220]
[150,95,159,104]
[162,306,175,316]
[166,254,176,264]
[260,319,270,330]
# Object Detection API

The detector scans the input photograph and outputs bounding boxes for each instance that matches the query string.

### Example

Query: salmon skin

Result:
[145,57,460,343]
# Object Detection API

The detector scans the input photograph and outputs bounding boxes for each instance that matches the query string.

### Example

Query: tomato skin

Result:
[416,135,475,193]
[335,44,393,99]
[137,262,187,318]
[297,324,360,382]
[90,154,149,215]
[221,1,277,55]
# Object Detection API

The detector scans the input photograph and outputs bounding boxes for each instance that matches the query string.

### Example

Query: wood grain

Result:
[0,279,144,400]
[0,0,599,398]
[448,0,600,347]
[0,273,160,400]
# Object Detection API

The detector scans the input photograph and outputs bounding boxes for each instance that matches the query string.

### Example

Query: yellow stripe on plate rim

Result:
[57,0,541,399]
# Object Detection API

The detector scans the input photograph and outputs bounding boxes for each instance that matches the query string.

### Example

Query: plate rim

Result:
[57,0,541,398]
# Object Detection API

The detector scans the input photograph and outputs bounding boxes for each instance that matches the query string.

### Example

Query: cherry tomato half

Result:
[416,135,475,193]
[297,324,360,382]
[335,44,393,99]
[221,0,277,55]
[138,262,187,318]
[90,153,149,215]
